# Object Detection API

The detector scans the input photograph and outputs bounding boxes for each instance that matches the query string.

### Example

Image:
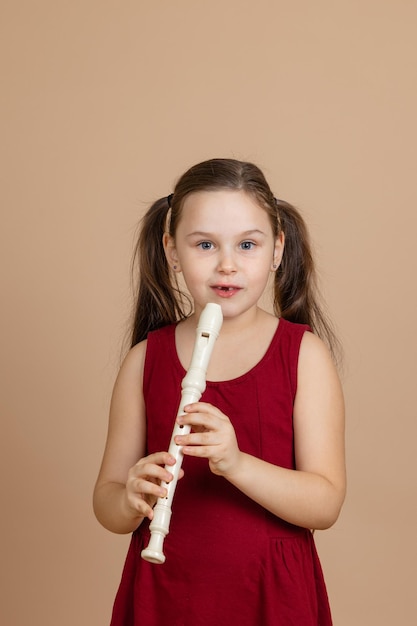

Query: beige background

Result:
[1,1,416,624]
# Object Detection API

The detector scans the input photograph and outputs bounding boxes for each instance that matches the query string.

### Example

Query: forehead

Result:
[179,189,272,232]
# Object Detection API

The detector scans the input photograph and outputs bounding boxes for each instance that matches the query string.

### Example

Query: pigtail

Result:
[130,197,186,346]
[274,200,340,362]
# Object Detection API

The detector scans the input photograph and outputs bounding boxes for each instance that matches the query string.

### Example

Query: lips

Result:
[211,284,242,298]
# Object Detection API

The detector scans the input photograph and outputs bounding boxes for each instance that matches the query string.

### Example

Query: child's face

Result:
[164,189,284,320]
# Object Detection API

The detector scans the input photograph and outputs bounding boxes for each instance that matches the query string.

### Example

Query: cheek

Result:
[179,259,204,285]
[245,253,273,273]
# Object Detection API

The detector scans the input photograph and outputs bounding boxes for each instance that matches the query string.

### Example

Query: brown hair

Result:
[130,158,340,359]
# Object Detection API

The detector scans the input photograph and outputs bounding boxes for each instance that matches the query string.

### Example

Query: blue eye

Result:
[198,241,213,250]
[240,241,255,250]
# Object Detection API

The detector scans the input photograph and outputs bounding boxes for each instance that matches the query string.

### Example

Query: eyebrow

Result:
[186,229,268,239]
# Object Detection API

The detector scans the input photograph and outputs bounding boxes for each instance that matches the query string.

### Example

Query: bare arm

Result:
[176,332,346,530]
[93,341,178,534]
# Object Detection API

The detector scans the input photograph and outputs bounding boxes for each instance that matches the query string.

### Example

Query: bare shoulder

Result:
[96,340,149,485]
[120,339,148,375]
[299,329,331,358]
[110,340,148,398]
[295,330,345,437]
[298,331,340,383]
[108,340,148,427]
[295,330,345,456]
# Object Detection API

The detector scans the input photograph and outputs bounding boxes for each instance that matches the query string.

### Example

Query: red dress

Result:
[110,318,333,625]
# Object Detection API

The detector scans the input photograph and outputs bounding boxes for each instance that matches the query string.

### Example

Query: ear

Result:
[271,231,285,271]
[162,232,181,272]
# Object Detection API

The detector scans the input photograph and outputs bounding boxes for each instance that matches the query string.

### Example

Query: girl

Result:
[93,158,346,625]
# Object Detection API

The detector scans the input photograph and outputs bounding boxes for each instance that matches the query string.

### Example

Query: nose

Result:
[217,248,237,274]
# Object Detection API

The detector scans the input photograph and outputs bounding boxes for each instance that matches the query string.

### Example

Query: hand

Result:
[124,452,183,521]
[174,402,241,477]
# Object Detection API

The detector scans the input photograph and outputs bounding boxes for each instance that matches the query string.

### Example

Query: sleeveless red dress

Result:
[110,318,333,625]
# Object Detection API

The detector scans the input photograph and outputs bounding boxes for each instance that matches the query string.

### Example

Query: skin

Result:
[93,189,346,534]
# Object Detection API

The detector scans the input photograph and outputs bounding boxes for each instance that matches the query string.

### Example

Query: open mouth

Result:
[211,285,241,297]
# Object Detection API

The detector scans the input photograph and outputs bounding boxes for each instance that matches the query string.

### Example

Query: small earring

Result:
[272,263,278,270]
[173,265,177,270]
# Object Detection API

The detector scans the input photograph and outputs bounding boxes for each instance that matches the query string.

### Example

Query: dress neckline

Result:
[168,317,286,385]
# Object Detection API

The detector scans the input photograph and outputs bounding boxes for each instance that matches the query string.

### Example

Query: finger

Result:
[177,409,218,430]
[136,453,177,479]
[174,430,218,447]
[130,462,174,487]
[183,402,219,415]
[125,487,157,520]
[181,444,218,458]
[127,497,154,520]
[182,402,226,423]
[130,476,168,499]
[140,451,178,467]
